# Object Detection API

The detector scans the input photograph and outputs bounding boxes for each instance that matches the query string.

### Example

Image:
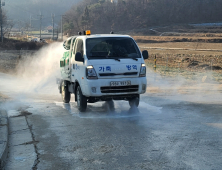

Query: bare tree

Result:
[3,21,15,39]
[1,10,15,39]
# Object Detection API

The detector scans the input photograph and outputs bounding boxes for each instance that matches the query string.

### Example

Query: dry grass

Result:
[138,43,222,58]
[134,35,222,82]
[133,35,222,43]
[138,42,222,51]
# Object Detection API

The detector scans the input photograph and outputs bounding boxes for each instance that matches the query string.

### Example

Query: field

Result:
[131,26,222,83]
[1,25,222,83]
[137,40,222,71]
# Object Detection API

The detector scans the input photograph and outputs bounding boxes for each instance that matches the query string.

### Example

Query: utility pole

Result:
[61,15,63,41]
[38,12,43,39]
[0,0,5,43]
[57,28,58,40]
[52,13,55,40]
[30,15,32,36]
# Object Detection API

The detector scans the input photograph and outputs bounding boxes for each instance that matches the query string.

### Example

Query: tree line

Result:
[63,0,222,34]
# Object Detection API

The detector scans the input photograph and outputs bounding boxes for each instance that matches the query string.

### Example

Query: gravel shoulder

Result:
[0,109,8,170]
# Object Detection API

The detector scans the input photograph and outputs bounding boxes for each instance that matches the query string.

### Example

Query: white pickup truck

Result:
[58,31,149,112]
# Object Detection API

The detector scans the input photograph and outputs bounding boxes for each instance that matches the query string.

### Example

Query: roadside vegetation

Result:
[0,38,45,50]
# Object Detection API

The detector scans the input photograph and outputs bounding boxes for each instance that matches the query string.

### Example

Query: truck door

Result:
[71,38,85,83]
[64,51,70,76]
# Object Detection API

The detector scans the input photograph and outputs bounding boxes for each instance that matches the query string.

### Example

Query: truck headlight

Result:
[86,66,98,79]
[139,64,146,77]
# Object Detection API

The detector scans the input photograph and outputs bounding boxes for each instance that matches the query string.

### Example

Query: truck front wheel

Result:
[129,97,139,108]
[76,86,87,112]
[61,81,70,103]
[105,100,115,112]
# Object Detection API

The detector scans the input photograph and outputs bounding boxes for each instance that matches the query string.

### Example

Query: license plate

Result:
[110,81,131,86]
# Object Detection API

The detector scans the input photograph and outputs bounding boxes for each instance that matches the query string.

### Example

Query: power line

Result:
[6,3,68,34]
[61,15,64,41]
[0,0,3,42]
[6,3,67,22]
[6,4,38,16]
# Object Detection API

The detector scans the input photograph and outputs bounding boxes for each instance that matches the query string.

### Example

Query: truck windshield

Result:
[86,37,141,59]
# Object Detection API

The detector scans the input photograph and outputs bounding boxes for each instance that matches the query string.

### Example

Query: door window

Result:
[75,39,84,56]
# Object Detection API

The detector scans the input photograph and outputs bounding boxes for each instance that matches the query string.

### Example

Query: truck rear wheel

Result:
[129,97,139,108]
[76,86,87,112]
[61,81,70,103]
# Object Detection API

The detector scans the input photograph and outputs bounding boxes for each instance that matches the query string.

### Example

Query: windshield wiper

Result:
[89,55,121,62]
[130,58,138,61]
[109,57,121,62]
[89,55,105,58]
[122,56,138,61]
[112,53,138,61]
[106,56,121,62]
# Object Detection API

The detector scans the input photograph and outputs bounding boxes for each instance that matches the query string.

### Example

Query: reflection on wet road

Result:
[1,72,222,169]
[55,101,162,119]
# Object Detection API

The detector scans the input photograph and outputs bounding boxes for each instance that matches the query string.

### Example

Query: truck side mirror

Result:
[142,50,149,60]
[75,52,84,62]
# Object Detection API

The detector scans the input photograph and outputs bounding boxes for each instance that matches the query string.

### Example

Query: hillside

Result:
[63,0,222,34]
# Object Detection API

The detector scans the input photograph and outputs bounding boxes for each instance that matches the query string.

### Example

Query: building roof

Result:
[46,26,53,30]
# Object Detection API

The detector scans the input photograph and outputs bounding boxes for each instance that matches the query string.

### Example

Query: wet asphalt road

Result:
[1,42,222,169]
[1,70,222,169]
[4,92,222,170]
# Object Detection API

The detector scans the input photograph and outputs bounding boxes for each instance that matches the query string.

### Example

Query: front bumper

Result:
[81,77,147,97]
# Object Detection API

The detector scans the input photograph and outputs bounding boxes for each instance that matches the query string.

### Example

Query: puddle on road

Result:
[55,101,162,119]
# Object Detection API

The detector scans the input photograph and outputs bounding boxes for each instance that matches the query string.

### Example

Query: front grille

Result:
[101,85,139,93]
[99,72,138,77]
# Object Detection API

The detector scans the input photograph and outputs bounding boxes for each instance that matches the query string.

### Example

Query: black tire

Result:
[61,81,70,103]
[76,86,87,112]
[129,97,139,108]
[106,100,115,112]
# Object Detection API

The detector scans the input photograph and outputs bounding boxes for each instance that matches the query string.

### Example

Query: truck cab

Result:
[58,31,149,112]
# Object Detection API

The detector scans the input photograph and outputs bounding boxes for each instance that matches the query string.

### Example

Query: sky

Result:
[3,0,81,29]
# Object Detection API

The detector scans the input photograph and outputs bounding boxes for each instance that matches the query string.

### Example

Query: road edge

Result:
[0,110,8,170]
